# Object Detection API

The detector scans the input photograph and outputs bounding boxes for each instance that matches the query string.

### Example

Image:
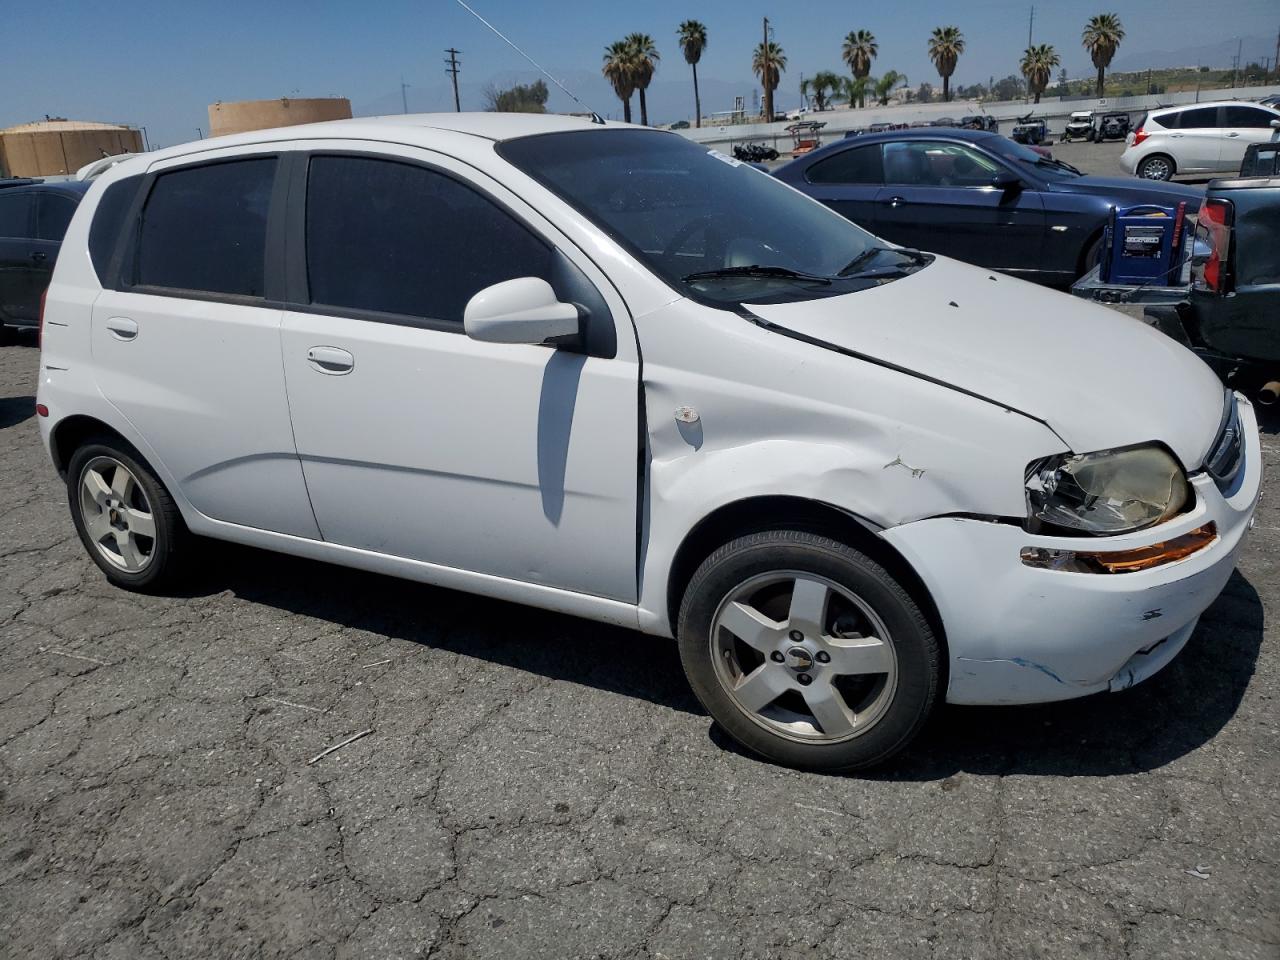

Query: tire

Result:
[1081,234,1104,277]
[0,325,13,346]
[677,530,940,771]
[67,437,193,592]
[1137,154,1175,181]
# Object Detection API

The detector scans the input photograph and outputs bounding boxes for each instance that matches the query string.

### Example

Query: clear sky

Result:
[2,0,1277,146]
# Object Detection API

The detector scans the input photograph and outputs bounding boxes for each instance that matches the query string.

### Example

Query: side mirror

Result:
[1270,119,1280,130]
[991,171,1022,192]
[463,277,581,347]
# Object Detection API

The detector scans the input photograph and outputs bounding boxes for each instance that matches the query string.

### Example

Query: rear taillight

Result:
[1131,126,1148,146]
[1198,198,1234,294]
[38,286,48,349]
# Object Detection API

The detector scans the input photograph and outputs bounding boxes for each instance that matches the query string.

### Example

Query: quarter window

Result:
[0,192,32,238]
[806,145,884,184]
[135,158,276,297]
[304,155,553,323]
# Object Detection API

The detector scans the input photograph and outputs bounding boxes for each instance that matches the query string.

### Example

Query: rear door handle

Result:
[885,196,908,207]
[30,251,47,263]
[1226,132,1240,138]
[306,345,354,375]
[104,316,138,341]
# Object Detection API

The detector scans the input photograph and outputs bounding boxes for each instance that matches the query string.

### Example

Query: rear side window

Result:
[1224,106,1277,129]
[36,194,78,241]
[806,145,884,184]
[0,192,32,238]
[88,176,143,282]
[135,158,276,297]
[1173,107,1219,130]
[304,155,553,323]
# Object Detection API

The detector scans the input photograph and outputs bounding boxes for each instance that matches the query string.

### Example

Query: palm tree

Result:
[625,33,660,126]
[841,30,878,107]
[1082,13,1125,98]
[753,41,786,121]
[677,20,707,128]
[602,40,636,123]
[927,26,965,102]
[808,70,843,111]
[1020,44,1060,103]
[874,70,908,106]
[842,75,872,110]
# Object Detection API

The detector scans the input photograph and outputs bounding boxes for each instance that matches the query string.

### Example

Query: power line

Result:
[449,0,601,120]
[444,48,462,112]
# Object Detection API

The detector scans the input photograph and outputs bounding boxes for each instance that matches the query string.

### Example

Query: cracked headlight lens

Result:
[1025,445,1190,535]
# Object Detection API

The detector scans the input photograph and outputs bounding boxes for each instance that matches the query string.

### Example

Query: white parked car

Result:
[37,114,1261,770]
[1121,100,1280,180]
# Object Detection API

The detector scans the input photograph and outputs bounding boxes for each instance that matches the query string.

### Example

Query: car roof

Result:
[0,178,91,197]
[1154,100,1278,113]
[778,127,1010,173]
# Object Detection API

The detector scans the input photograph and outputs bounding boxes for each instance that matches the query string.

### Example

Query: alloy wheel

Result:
[1140,157,1172,180]
[78,456,156,573]
[710,571,898,744]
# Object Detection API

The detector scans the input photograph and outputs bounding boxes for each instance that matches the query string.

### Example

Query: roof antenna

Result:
[450,0,605,124]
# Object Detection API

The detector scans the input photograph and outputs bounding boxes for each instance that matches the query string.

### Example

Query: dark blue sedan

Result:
[773,128,1204,285]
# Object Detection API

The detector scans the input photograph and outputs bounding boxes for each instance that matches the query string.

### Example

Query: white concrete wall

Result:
[675,83,1280,153]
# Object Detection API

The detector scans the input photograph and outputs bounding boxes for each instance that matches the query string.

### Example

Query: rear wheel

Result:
[1138,154,1175,181]
[67,439,193,592]
[677,530,940,771]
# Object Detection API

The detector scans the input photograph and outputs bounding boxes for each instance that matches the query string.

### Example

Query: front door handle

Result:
[306,346,354,375]
[30,251,47,263]
[104,316,138,341]
[1225,132,1240,138]
[884,196,908,208]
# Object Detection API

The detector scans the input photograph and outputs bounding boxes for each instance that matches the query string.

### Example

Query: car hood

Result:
[745,256,1224,469]
[1048,176,1205,206]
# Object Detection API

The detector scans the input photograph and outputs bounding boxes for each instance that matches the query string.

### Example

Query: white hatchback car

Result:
[37,114,1261,770]
[1121,100,1280,180]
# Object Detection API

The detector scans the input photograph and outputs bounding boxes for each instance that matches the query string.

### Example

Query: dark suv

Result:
[0,178,90,342]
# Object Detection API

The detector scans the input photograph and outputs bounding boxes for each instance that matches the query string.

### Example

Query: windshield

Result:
[498,129,928,307]
[985,136,1082,180]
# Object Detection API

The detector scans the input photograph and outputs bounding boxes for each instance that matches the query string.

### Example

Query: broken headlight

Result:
[1025,445,1190,536]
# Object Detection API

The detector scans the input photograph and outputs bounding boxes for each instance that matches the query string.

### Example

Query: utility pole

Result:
[1026,6,1035,99]
[1231,37,1242,87]
[1273,26,1279,81]
[400,77,410,114]
[762,17,772,122]
[444,48,462,112]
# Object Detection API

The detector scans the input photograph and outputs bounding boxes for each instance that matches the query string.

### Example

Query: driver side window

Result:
[883,141,1000,187]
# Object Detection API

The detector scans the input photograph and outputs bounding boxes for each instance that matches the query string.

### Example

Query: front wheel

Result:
[1138,154,1175,181]
[67,438,193,592]
[677,530,940,771]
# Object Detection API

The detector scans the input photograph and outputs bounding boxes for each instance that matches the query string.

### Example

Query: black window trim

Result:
[93,146,619,358]
[284,148,616,357]
[113,153,286,308]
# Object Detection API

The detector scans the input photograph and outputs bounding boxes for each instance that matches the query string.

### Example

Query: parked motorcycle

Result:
[732,142,780,162]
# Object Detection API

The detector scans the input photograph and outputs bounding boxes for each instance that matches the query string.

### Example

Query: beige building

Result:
[208,97,352,137]
[0,119,143,178]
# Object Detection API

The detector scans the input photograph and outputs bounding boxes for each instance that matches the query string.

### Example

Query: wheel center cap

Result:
[785,647,814,671]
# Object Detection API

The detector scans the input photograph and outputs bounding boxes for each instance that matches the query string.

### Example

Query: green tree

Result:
[841,30,878,107]
[1082,13,1125,98]
[483,79,549,113]
[677,20,708,128]
[753,41,787,120]
[928,25,965,102]
[874,70,908,105]
[602,40,636,123]
[1020,44,1061,103]
[808,69,843,111]
[842,75,872,109]
[625,33,660,126]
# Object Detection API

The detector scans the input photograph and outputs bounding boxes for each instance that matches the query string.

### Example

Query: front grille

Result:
[1204,392,1243,488]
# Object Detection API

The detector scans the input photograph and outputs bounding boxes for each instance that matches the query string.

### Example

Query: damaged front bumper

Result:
[880,397,1262,706]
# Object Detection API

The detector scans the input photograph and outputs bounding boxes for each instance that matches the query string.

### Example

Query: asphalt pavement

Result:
[1,313,1277,958]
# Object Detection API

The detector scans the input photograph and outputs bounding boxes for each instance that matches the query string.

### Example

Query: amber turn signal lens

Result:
[1020,523,1217,574]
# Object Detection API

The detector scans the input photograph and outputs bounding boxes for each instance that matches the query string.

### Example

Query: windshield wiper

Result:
[1035,156,1082,175]
[681,264,833,285]
[839,246,929,276]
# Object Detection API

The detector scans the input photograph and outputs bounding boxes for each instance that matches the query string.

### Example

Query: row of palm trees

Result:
[603,14,1126,124]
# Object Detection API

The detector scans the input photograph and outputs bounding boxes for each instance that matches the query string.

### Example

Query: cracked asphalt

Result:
[1,331,1277,959]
